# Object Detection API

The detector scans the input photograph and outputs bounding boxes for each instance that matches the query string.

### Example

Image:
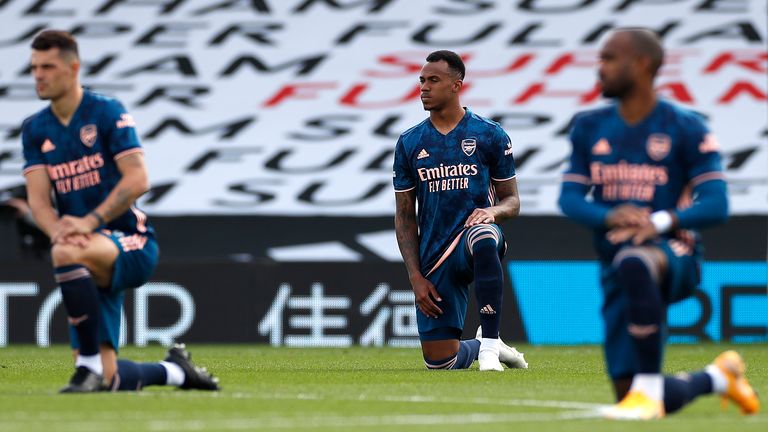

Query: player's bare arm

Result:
[394,189,443,318]
[464,178,520,227]
[51,152,149,244]
[25,168,61,237]
[95,152,149,221]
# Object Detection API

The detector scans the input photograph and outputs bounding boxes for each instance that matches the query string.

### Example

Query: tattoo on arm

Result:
[101,187,133,222]
[93,152,149,223]
[394,191,421,278]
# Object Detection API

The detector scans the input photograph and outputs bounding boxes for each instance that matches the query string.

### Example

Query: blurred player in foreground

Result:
[22,29,219,393]
[559,28,758,419]
[393,50,527,371]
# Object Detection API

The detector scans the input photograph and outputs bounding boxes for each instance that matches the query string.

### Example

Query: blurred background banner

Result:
[1,260,764,346]
[1,0,766,261]
[0,1,765,345]
[0,1,765,216]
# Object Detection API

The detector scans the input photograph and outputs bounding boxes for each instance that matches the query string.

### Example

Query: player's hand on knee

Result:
[607,223,658,245]
[410,275,443,318]
[52,215,97,244]
[464,208,496,227]
[605,204,650,228]
[629,223,658,245]
[607,226,639,244]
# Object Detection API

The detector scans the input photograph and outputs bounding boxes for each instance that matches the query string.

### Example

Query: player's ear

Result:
[70,59,80,76]
[452,79,463,93]
[635,55,653,77]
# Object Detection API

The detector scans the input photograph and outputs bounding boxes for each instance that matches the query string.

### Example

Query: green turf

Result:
[0,344,765,431]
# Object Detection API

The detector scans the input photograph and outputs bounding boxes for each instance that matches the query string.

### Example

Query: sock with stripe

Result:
[111,359,168,391]
[615,256,663,375]
[663,372,713,414]
[55,265,102,373]
[109,360,186,391]
[424,339,481,370]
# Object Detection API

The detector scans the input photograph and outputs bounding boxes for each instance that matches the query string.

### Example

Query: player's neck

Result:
[618,90,657,126]
[429,104,465,135]
[50,85,84,127]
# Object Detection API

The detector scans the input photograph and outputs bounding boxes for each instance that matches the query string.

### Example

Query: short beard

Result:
[601,76,634,99]
[422,99,444,112]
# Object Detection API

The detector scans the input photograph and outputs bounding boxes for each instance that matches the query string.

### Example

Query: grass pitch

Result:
[0,344,765,431]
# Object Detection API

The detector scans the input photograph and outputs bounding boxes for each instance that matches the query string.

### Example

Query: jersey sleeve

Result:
[393,136,416,192]
[104,100,143,161]
[558,115,612,228]
[21,118,46,175]
[674,113,728,228]
[680,116,726,186]
[489,127,516,182]
[562,117,592,184]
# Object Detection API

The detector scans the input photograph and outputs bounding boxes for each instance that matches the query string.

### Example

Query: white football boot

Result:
[478,338,503,371]
[476,326,528,370]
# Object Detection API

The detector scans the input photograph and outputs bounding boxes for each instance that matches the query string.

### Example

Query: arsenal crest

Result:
[647,133,671,161]
[80,124,98,148]
[461,138,477,157]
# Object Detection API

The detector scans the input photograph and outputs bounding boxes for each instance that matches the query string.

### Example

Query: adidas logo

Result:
[480,304,496,315]
[417,149,430,159]
[41,139,56,153]
[592,138,611,155]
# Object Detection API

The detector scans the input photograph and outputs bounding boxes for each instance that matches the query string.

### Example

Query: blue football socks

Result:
[663,372,713,414]
[55,265,101,357]
[111,360,168,391]
[455,339,481,369]
[472,237,503,339]
[424,339,481,370]
[616,256,663,373]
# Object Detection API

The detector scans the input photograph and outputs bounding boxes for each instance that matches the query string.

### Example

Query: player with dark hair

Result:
[559,28,759,419]
[394,50,527,371]
[22,29,219,393]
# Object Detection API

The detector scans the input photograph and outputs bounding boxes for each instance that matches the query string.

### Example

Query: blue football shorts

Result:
[69,231,159,352]
[418,224,505,341]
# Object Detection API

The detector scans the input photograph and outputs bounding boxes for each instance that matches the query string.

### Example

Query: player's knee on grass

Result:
[423,339,480,370]
[421,338,460,362]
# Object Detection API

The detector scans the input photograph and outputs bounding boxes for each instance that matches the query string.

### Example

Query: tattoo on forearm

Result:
[395,192,421,276]
[102,187,133,221]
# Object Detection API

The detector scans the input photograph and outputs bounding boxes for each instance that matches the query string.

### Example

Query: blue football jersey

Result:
[561,98,725,260]
[21,89,154,237]
[393,108,516,275]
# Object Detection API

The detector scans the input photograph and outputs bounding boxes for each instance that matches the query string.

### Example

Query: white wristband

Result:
[650,211,673,234]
